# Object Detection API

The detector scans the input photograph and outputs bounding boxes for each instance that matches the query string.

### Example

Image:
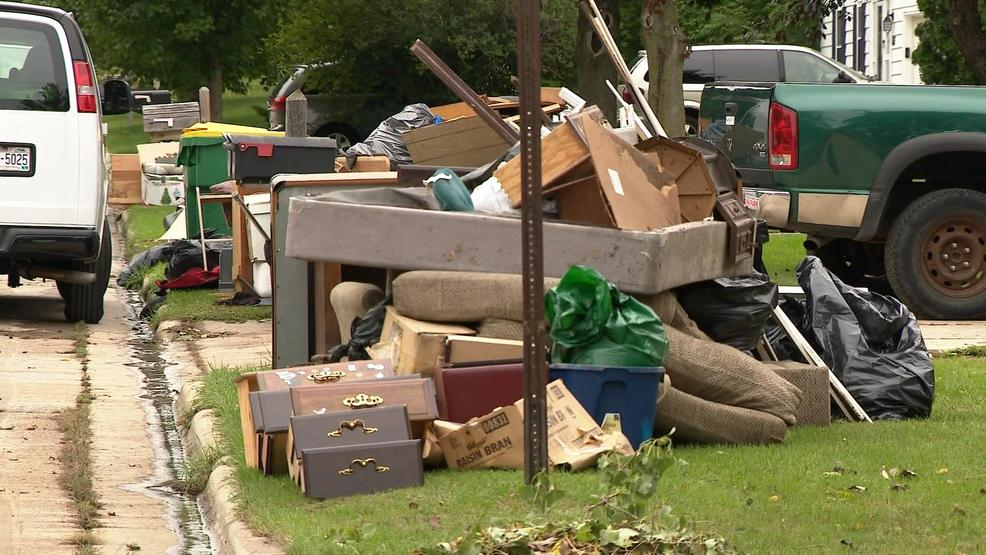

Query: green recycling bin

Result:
[177,122,284,239]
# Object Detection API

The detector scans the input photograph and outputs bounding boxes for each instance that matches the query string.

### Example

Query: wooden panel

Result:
[580,115,681,232]
[493,122,590,206]
[314,262,342,355]
[636,136,716,222]
[142,102,200,133]
[404,116,510,166]
[273,172,398,188]
[554,175,613,228]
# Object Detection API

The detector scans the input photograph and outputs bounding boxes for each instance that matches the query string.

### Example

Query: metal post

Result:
[285,90,308,138]
[517,0,548,483]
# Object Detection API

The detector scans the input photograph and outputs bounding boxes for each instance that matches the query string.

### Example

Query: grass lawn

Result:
[762,232,806,286]
[198,357,986,554]
[121,205,272,324]
[103,85,269,154]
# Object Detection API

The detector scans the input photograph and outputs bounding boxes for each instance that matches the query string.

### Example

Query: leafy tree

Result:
[50,0,284,118]
[274,0,576,109]
[914,0,986,84]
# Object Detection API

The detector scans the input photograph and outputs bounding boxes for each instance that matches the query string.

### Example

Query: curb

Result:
[172,334,284,555]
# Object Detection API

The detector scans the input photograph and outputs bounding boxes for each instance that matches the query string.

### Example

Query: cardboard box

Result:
[109,154,142,203]
[404,115,512,168]
[437,380,634,472]
[381,307,475,376]
[443,335,523,366]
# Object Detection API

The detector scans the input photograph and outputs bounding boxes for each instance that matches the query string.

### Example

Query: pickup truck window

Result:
[783,50,844,83]
[683,51,715,84]
[0,19,69,112]
[715,50,779,82]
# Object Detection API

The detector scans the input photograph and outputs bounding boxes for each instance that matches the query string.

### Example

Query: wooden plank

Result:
[404,117,510,163]
[273,172,398,188]
[334,156,391,173]
[313,262,343,356]
[494,122,590,206]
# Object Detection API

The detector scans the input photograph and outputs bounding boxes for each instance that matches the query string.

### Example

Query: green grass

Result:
[762,232,806,286]
[150,289,271,326]
[123,205,175,258]
[103,85,269,154]
[200,358,986,554]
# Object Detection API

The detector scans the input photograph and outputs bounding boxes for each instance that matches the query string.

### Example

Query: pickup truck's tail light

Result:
[769,101,798,170]
[270,95,287,112]
[72,61,97,113]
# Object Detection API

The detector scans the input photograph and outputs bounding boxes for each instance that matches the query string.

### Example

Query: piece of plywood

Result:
[580,115,681,232]
[554,175,613,228]
[637,136,716,223]
[404,116,511,167]
[334,155,392,173]
[494,121,590,206]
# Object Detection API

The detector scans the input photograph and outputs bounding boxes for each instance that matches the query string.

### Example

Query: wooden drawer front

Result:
[257,389,292,433]
[256,360,394,390]
[302,440,423,499]
[290,377,437,422]
[290,406,411,458]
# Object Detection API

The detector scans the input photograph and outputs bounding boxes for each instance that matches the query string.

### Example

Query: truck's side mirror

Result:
[833,71,854,83]
[101,79,131,115]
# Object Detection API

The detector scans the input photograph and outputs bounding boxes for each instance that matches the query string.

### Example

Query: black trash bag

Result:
[117,243,173,286]
[676,271,779,351]
[345,104,436,167]
[325,296,391,363]
[164,239,226,280]
[162,208,182,231]
[797,255,934,420]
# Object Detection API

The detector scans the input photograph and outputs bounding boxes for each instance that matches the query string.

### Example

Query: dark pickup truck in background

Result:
[699,82,986,319]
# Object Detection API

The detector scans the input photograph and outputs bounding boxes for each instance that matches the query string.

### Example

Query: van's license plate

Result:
[0,145,32,174]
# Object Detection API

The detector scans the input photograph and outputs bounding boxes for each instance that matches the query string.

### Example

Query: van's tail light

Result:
[768,101,798,170]
[270,96,287,111]
[73,61,97,113]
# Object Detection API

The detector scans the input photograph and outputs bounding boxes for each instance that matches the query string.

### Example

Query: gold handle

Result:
[308,369,346,383]
[342,393,383,409]
[338,458,391,476]
[327,419,379,438]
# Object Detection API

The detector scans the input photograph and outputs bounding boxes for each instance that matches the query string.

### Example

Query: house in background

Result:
[820,1,925,84]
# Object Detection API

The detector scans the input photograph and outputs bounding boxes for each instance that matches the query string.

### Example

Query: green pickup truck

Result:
[699,82,986,319]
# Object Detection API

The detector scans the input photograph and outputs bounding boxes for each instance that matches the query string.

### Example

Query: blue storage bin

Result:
[549,364,664,450]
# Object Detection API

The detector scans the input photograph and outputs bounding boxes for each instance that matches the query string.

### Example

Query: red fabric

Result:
[156,266,220,291]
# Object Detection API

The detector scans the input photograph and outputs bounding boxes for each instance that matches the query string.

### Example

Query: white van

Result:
[0,2,129,323]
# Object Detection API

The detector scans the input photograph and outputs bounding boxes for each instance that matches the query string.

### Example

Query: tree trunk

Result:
[641,0,686,137]
[947,0,986,84]
[207,51,224,120]
[575,0,620,122]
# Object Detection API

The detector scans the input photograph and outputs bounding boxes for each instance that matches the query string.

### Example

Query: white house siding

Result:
[820,0,924,84]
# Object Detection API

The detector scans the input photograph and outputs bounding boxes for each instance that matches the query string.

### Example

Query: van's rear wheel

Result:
[63,222,111,324]
[885,188,986,319]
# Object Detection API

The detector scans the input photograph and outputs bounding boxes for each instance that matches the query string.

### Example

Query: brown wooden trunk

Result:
[575,0,620,121]
[207,51,224,120]
[948,0,986,85]
[641,0,686,137]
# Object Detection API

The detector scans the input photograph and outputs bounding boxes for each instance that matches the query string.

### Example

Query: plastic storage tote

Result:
[549,364,664,449]
[177,123,282,238]
[225,135,336,183]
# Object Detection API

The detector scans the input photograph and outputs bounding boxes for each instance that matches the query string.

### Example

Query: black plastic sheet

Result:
[164,239,227,280]
[677,272,779,351]
[345,104,436,167]
[326,296,391,363]
[797,256,934,420]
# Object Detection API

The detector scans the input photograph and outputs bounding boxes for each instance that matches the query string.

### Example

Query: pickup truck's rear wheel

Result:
[63,222,111,324]
[885,188,986,319]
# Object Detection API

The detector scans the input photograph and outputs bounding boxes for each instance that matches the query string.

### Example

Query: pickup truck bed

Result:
[700,82,986,319]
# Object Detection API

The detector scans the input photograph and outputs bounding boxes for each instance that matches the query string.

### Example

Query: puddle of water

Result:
[121,288,215,554]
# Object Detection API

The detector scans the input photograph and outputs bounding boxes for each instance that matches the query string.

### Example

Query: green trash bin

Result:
[177,122,284,239]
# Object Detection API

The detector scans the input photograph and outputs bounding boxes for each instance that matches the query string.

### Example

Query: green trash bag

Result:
[545,265,668,367]
[426,168,474,212]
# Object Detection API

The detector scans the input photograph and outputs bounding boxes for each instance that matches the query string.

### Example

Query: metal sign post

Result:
[517,0,548,483]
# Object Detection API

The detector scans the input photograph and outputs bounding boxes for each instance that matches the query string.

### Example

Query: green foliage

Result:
[274,0,577,107]
[58,0,285,99]
[418,438,734,554]
[674,0,842,49]
[914,0,986,84]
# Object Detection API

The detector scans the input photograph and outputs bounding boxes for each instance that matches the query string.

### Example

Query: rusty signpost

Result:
[517,0,548,483]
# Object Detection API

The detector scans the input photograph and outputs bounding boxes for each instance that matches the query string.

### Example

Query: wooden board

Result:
[273,172,398,188]
[579,115,681,232]
[334,155,392,173]
[554,174,613,228]
[494,122,590,206]
[403,116,511,167]
[637,137,717,222]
